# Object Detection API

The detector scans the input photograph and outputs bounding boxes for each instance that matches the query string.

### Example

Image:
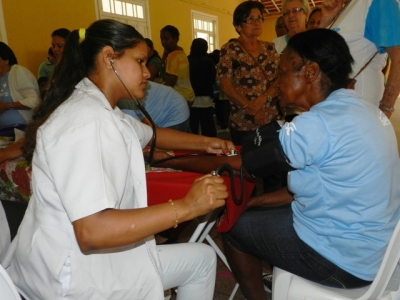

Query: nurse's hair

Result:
[282,0,310,16]
[23,19,144,162]
[286,28,354,94]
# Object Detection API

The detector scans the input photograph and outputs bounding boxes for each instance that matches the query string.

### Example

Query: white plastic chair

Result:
[272,220,400,300]
[0,263,22,300]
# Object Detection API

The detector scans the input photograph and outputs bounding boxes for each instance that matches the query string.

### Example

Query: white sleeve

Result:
[11,66,41,109]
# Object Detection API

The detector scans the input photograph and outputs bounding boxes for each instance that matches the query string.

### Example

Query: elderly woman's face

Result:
[276,49,308,111]
[282,0,308,33]
[236,8,264,37]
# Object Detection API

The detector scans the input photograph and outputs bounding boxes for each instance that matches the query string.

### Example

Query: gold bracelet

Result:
[168,199,179,228]
[379,101,395,113]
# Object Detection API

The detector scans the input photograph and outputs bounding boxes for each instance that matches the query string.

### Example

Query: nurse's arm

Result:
[72,174,227,252]
[152,127,235,155]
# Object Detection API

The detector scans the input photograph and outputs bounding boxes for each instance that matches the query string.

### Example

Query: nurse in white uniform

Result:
[3,19,235,300]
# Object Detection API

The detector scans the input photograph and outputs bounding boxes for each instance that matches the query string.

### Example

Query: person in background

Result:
[37,76,49,99]
[37,28,70,79]
[223,28,400,300]
[37,47,56,78]
[218,1,281,146]
[187,38,217,137]
[273,0,310,121]
[209,48,231,131]
[306,7,321,30]
[273,0,310,55]
[0,138,23,165]
[0,138,25,263]
[144,38,163,82]
[4,19,235,300]
[275,16,288,37]
[160,25,195,104]
[50,28,70,63]
[117,81,189,132]
[0,201,10,262]
[0,42,40,129]
[319,0,400,118]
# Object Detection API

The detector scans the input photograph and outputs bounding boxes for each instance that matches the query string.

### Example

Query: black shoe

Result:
[262,273,273,293]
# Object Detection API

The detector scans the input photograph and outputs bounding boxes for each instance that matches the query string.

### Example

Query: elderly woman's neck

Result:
[319,0,352,28]
[239,33,260,43]
[237,37,260,57]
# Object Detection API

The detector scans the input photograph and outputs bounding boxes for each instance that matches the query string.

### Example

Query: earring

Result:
[107,65,112,70]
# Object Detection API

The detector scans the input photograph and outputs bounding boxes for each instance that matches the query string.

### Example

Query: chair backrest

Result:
[360,219,400,299]
[0,263,22,300]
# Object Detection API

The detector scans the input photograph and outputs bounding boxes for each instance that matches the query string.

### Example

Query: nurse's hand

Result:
[182,174,227,218]
[203,137,236,156]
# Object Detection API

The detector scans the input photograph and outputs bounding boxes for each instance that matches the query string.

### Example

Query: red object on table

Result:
[0,155,255,232]
[146,171,255,233]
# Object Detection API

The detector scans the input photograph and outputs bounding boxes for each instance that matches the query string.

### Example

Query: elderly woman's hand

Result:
[253,109,268,126]
[245,95,266,116]
[0,101,10,113]
[0,138,24,164]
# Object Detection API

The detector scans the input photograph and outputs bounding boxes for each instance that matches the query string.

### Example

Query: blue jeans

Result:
[223,205,371,288]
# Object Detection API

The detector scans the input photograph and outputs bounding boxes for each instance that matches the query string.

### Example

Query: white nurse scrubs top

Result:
[3,78,165,299]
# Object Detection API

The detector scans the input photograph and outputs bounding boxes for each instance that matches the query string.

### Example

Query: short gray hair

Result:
[282,0,311,16]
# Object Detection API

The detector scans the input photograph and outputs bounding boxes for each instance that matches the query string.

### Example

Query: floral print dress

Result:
[218,40,281,132]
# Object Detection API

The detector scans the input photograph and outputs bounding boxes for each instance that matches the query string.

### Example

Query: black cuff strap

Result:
[240,121,296,179]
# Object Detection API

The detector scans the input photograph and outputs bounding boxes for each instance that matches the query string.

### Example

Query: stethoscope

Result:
[110,58,157,163]
[110,58,245,205]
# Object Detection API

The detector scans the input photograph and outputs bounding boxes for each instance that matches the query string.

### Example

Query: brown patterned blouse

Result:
[218,40,281,131]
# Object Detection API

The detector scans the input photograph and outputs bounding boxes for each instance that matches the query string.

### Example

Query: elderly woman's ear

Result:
[304,61,320,84]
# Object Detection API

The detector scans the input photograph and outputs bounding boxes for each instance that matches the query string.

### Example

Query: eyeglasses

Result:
[282,7,304,17]
[242,16,265,24]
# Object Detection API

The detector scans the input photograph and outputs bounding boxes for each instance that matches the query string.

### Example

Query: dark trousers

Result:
[223,205,372,289]
[189,107,217,137]
[215,99,230,129]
